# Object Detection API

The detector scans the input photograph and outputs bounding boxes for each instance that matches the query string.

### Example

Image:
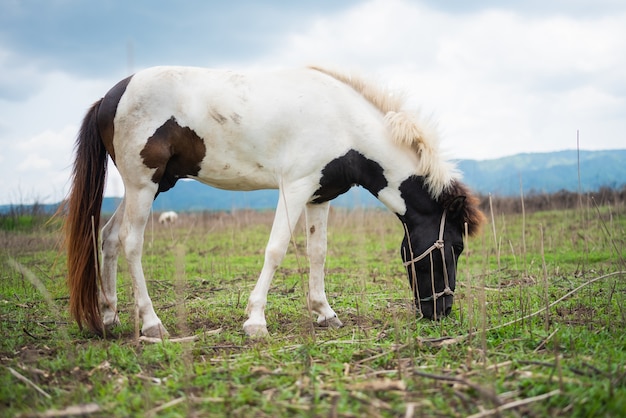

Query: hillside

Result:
[457,149,626,196]
[2,149,624,214]
[98,149,625,213]
[124,150,626,211]
[104,183,383,214]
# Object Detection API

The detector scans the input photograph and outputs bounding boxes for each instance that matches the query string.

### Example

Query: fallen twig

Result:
[466,389,560,418]
[144,396,186,418]
[487,271,625,333]
[534,327,560,352]
[18,403,100,417]
[7,366,51,399]
[355,343,408,364]
[349,378,406,391]
[139,327,222,343]
[419,335,466,347]
[431,271,625,346]
[412,370,501,407]
[463,360,514,377]
[144,395,225,417]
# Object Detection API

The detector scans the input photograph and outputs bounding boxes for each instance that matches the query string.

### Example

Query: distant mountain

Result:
[2,149,623,214]
[102,182,382,214]
[99,149,625,213]
[457,149,626,196]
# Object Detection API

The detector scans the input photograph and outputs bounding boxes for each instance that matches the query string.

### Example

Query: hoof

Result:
[101,318,121,338]
[243,323,269,338]
[104,317,121,332]
[142,323,169,339]
[317,315,343,328]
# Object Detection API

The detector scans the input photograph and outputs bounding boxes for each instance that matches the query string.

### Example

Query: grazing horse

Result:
[158,211,178,225]
[64,65,484,338]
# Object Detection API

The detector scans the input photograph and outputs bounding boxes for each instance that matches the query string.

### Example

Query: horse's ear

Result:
[448,196,466,219]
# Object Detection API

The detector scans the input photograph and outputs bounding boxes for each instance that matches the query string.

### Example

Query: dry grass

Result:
[1,202,625,416]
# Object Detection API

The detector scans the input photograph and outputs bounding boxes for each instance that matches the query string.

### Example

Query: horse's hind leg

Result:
[305,202,342,328]
[119,184,168,338]
[100,200,125,332]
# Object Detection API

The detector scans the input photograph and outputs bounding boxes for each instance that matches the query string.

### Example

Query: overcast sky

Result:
[1,0,624,204]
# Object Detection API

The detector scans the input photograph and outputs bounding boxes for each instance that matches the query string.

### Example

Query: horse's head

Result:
[398,178,484,320]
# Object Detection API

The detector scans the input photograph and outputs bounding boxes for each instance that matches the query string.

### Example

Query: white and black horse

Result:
[64,66,484,338]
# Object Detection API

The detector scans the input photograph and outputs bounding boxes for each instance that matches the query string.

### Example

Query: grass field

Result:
[1,199,625,417]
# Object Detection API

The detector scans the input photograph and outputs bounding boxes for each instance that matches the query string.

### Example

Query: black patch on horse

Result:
[140,117,207,195]
[398,176,440,214]
[98,75,133,161]
[312,149,387,203]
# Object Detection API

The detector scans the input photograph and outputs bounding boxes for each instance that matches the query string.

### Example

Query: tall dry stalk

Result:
[463,222,476,366]
[539,224,550,332]
[174,244,189,337]
[575,130,591,270]
[576,130,583,215]
[488,194,500,269]
[520,175,527,276]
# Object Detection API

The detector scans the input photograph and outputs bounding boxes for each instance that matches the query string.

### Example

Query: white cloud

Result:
[1,125,74,204]
[17,154,52,171]
[0,70,115,205]
[15,126,74,153]
[1,0,625,205]
[249,0,626,159]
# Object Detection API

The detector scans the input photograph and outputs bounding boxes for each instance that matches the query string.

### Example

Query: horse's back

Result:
[106,66,388,191]
[119,66,375,130]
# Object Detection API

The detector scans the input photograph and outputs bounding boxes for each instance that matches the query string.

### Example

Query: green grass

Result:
[1,205,625,417]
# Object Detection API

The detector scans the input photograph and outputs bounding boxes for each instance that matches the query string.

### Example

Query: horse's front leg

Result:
[305,202,342,328]
[243,185,310,337]
[119,185,168,338]
[99,201,124,333]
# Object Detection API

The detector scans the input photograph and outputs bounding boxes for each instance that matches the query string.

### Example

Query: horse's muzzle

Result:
[419,294,454,320]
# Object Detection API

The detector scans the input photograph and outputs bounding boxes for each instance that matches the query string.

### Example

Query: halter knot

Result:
[419,286,454,303]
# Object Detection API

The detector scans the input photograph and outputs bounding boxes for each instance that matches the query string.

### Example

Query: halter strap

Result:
[403,211,453,303]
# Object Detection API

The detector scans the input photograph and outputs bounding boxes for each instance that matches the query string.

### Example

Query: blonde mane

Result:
[308,66,459,197]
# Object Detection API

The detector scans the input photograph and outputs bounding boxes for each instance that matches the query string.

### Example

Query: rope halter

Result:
[402,210,454,305]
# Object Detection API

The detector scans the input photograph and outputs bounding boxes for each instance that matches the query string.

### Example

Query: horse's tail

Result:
[65,99,107,335]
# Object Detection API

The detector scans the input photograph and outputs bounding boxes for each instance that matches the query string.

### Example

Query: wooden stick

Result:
[139,328,222,343]
[412,370,501,407]
[487,271,625,332]
[34,403,100,417]
[144,396,185,417]
[466,389,560,418]
[7,366,51,399]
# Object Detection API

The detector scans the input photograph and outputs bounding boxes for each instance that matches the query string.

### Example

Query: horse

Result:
[64,65,485,339]
[158,211,178,225]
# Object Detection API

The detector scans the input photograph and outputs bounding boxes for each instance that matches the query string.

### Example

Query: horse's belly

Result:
[190,163,278,191]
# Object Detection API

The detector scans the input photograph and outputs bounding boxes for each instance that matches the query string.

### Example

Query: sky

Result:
[1,0,624,205]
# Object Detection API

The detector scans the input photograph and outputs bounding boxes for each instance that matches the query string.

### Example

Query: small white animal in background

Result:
[158,211,179,225]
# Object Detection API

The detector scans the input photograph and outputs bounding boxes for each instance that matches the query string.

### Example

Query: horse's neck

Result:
[356,150,421,217]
